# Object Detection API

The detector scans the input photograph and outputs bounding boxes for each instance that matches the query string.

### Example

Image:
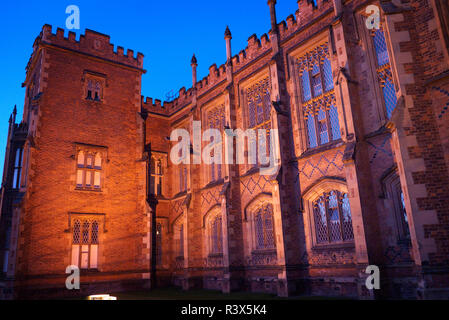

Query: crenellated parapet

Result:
[293,0,335,30]
[140,0,335,117]
[27,25,145,72]
[141,96,173,115]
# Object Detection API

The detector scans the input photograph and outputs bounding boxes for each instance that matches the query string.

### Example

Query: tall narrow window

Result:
[85,79,102,102]
[298,44,341,149]
[150,157,164,196]
[209,215,223,255]
[246,77,271,167]
[313,191,354,244]
[86,80,93,100]
[399,192,410,239]
[12,147,23,189]
[383,171,411,242]
[183,167,188,192]
[371,27,398,119]
[71,219,99,269]
[76,150,102,190]
[254,204,275,250]
[156,223,163,266]
[206,106,225,183]
[94,82,101,101]
[179,224,184,258]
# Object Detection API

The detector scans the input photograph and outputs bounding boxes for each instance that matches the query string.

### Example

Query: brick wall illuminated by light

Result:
[0,0,448,300]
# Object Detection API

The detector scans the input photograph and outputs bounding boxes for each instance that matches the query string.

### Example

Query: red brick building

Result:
[0,0,448,299]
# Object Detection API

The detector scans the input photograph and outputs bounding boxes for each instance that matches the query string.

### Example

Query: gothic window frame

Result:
[245,195,277,253]
[155,218,168,268]
[303,179,354,249]
[239,71,272,172]
[295,41,341,150]
[76,150,103,191]
[12,146,24,190]
[203,206,223,257]
[150,152,167,197]
[172,125,189,194]
[69,213,105,270]
[82,71,107,103]
[177,165,188,194]
[358,7,399,122]
[172,215,185,261]
[74,144,107,192]
[382,168,411,243]
[203,102,226,185]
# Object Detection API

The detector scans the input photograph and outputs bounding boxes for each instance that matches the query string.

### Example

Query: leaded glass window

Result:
[246,78,271,166]
[254,204,275,250]
[313,191,354,244]
[209,215,223,255]
[206,106,226,183]
[71,219,99,269]
[371,27,398,119]
[298,43,341,149]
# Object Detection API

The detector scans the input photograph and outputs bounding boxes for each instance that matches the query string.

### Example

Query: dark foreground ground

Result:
[86,288,349,300]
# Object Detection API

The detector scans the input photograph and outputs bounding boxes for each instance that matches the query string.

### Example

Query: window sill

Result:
[252,248,277,255]
[298,139,344,159]
[312,241,355,251]
[85,98,102,103]
[74,187,102,193]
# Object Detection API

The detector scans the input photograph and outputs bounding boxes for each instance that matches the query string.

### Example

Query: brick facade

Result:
[0,0,448,299]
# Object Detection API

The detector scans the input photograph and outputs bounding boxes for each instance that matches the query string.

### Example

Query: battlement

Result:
[141,0,335,117]
[141,96,172,115]
[28,25,145,71]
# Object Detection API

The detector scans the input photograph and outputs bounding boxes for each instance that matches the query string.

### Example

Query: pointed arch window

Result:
[206,106,226,183]
[209,214,223,255]
[371,27,398,119]
[254,204,276,250]
[383,170,411,241]
[12,147,24,189]
[156,222,163,266]
[246,77,272,167]
[176,224,184,258]
[298,43,341,149]
[85,78,103,102]
[312,191,354,244]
